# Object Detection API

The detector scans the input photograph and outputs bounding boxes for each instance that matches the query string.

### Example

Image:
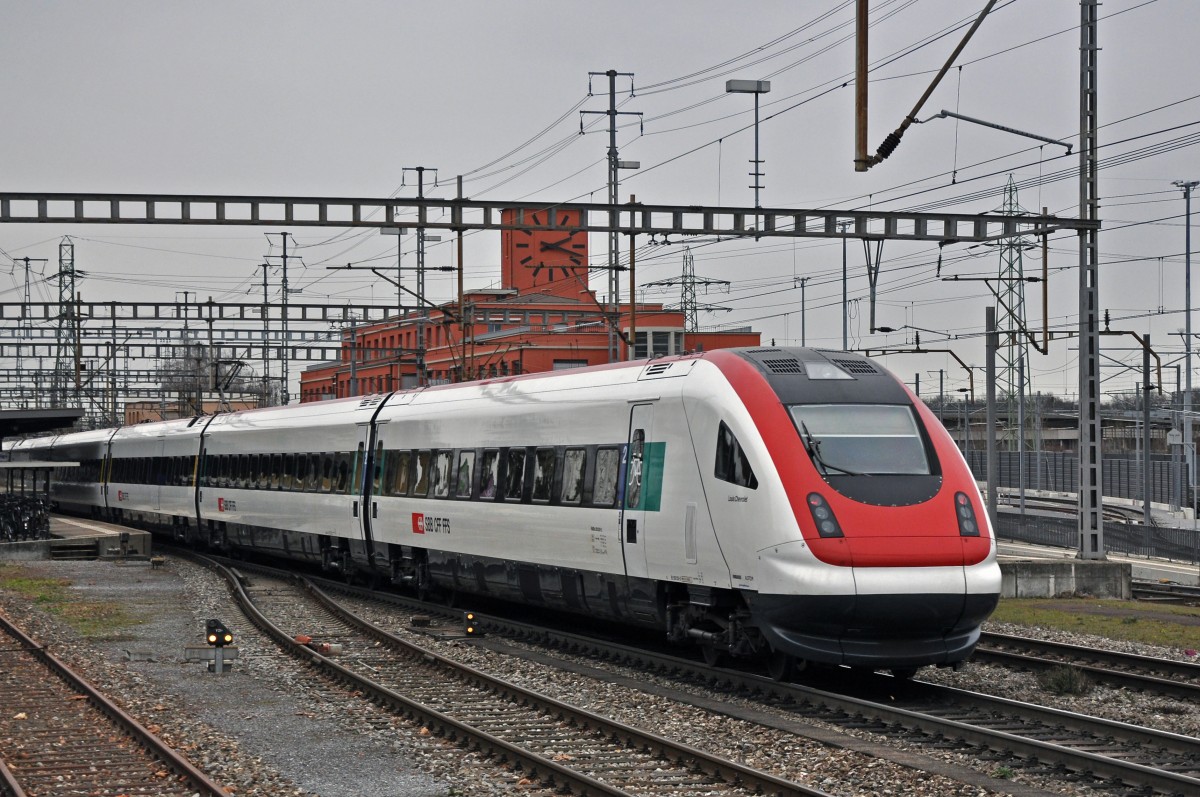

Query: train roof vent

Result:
[761,357,804,375]
[638,360,694,380]
[746,347,783,354]
[357,395,385,409]
[832,358,878,375]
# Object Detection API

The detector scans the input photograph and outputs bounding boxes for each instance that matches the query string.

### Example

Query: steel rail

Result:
[977,631,1200,700]
[199,556,831,797]
[357,588,1200,796]
[0,759,27,797]
[186,551,1200,796]
[0,612,227,796]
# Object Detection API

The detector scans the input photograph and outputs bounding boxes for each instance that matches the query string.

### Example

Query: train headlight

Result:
[954,492,980,536]
[205,619,234,647]
[806,493,844,538]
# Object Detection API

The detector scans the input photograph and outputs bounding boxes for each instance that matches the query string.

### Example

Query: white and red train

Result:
[13,347,1000,678]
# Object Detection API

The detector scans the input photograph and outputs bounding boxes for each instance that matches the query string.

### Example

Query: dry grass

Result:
[989,597,1200,650]
[0,562,139,639]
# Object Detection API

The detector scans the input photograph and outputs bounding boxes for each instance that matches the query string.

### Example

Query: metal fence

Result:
[963,449,1190,507]
[993,511,1200,565]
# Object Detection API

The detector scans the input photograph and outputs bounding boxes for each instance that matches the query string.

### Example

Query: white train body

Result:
[18,348,1001,674]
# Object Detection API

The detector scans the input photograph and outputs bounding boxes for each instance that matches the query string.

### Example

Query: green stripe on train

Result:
[626,441,665,512]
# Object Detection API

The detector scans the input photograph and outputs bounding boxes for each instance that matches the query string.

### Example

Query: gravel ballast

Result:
[1,555,1197,796]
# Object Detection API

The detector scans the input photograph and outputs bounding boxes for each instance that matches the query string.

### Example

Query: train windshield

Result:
[788,404,931,476]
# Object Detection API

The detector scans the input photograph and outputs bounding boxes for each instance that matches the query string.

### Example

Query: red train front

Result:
[700,348,1000,678]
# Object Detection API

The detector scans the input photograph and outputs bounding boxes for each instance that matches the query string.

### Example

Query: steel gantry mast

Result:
[1077,0,1104,559]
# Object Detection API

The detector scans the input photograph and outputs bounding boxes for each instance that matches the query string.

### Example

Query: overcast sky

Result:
[3,0,1198,402]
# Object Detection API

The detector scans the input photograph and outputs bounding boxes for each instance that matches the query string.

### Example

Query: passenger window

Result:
[504,449,526,501]
[270,454,282,489]
[715,421,758,489]
[334,453,353,494]
[372,442,384,493]
[561,448,586,503]
[430,451,453,498]
[412,451,431,497]
[321,454,335,492]
[593,448,620,506]
[531,448,556,502]
[306,454,321,492]
[479,449,499,498]
[455,450,475,498]
[393,451,412,496]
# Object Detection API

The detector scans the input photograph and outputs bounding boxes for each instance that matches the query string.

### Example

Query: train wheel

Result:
[701,643,726,668]
[766,648,796,682]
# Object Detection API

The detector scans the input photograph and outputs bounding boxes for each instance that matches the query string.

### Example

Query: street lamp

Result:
[725,80,771,211]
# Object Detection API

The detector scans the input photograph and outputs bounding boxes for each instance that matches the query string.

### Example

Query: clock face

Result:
[502,208,589,294]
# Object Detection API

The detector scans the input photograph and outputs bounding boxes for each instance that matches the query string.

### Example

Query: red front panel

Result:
[707,350,990,568]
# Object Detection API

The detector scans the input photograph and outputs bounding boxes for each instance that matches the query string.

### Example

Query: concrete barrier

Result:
[999,559,1131,599]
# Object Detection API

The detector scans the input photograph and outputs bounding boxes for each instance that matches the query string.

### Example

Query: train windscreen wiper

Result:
[800,421,867,477]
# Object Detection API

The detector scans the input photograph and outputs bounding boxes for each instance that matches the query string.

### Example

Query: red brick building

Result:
[299,209,759,401]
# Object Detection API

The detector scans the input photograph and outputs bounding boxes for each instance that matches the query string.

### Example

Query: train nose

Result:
[753,541,999,668]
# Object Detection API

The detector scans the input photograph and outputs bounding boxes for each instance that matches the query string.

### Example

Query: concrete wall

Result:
[1000,560,1131,599]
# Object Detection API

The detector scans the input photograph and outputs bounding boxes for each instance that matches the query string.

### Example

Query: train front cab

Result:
[711,348,1001,676]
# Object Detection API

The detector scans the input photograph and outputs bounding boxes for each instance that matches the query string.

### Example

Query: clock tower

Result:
[500,207,590,297]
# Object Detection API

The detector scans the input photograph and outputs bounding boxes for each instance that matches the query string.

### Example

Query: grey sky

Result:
[2,0,1198,401]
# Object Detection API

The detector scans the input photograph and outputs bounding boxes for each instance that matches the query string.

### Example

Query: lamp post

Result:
[725,80,771,211]
[1176,179,1198,512]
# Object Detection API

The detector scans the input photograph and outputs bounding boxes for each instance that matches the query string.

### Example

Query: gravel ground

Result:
[1,555,1197,797]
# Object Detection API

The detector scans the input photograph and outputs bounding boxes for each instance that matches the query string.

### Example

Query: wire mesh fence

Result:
[992,511,1200,564]
[963,449,1189,507]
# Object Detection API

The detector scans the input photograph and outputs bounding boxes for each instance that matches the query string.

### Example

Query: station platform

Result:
[0,515,152,562]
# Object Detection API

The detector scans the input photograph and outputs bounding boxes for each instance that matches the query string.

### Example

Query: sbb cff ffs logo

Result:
[411,513,450,534]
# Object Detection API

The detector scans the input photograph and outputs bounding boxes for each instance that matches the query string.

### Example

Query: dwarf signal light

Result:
[463,611,482,637]
[205,618,233,647]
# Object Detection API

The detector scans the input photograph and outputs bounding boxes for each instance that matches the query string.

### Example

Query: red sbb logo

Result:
[116,490,128,501]
[217,497,237,512]
[412,513,450,535]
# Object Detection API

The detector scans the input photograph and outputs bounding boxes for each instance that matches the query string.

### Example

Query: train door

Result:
[352,423,377,561]
[152,436,165,512]
[622,403,657,581]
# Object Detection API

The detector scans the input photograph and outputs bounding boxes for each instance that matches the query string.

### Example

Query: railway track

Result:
[975,630,1200,700]
[0,611,226,797]
[213,561,832,797]
[1132,580,1200,604]
[296,571,1200,797]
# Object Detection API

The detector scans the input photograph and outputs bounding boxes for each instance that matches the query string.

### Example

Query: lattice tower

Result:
[997,175,1030,450]
[51,236,78,409]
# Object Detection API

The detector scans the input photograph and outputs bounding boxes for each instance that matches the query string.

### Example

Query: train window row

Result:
[201,452,356,494]
[109,455,195,487]
[193,444,627,508]
[372,444,623,507]
[54,459,104,484]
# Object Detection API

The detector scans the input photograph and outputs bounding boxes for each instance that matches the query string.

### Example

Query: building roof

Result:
[0,408,85,439]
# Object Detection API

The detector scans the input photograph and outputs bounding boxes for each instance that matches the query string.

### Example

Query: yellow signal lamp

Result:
[205,618,233,647]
